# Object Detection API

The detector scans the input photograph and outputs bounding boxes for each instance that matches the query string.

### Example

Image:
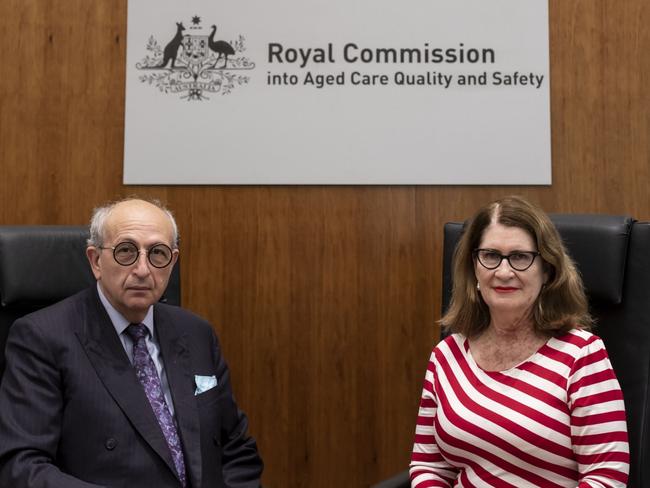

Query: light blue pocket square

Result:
[194,374,218,395]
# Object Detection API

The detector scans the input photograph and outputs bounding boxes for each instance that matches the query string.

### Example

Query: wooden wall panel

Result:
[0,1,648,486]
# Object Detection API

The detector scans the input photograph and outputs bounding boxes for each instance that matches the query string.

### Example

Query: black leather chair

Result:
[0,226,181,381]
[373,214,650,488]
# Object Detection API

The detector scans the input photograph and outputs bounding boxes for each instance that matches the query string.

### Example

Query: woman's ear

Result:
[543,261,554,286]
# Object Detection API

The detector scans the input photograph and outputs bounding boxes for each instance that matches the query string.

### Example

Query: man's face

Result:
[86,200,178,323]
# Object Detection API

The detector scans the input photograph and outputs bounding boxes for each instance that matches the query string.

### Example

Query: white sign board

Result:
[124,0,550,185]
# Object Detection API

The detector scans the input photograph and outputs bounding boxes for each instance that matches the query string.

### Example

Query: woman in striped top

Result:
[410,196,629,488]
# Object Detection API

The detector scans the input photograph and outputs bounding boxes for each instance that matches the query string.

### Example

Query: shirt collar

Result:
[96,283,155,338]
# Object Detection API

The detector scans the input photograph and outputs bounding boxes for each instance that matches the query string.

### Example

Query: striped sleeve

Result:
[567,333,629,488]
[409,349,458,488]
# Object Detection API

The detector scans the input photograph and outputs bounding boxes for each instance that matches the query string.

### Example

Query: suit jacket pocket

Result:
[195,382,223,408]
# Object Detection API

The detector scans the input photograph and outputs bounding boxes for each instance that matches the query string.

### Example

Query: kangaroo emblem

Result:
[159,22,186,68]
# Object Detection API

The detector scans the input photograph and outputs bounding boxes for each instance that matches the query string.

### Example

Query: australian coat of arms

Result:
[136,17,255,100]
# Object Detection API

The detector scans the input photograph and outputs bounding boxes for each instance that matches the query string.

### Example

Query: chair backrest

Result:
[442,215,650,488]
[0,226,181,380]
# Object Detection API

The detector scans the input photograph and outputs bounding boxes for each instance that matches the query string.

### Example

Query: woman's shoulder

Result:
[431,333,468,359]
[547,328,608,358]
[553,327,603,345]
[436,332,466,347]
[425,334,471,374]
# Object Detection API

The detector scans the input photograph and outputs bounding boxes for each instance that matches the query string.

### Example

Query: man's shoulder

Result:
[8,287,95,343]
[154,302,215,334]
[18,287,93,325]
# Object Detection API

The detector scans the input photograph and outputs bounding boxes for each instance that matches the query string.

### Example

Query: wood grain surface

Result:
[0,1,648,486]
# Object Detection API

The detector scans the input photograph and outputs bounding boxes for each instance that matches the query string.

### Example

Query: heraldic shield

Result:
[181,35,209,71]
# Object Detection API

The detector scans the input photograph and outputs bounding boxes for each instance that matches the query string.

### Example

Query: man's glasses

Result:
[99,242,174,268]
[474,248,540,271]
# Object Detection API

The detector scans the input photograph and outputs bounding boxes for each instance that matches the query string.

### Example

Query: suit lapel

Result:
[76,289,179,480]
[155,306,203,488]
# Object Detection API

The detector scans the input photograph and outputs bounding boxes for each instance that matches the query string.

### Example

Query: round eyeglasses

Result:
[474,248,540,271]
[99,242,174,268]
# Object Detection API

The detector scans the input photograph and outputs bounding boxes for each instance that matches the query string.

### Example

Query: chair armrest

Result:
[371,469,410,488]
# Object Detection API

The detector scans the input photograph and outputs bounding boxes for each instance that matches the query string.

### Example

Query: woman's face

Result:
[474,222,548,319]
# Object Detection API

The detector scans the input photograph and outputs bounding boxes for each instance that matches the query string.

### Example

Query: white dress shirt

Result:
[96,283,176,416]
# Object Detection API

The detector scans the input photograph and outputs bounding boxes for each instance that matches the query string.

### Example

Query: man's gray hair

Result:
[87,197,179,248]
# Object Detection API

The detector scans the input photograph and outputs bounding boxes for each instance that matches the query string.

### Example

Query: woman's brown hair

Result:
[440,196,593,338]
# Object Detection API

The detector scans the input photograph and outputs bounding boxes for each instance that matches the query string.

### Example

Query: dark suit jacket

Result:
[0,287,263,488]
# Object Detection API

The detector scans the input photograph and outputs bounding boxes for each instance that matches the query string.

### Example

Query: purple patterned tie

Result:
[127,323,187,487]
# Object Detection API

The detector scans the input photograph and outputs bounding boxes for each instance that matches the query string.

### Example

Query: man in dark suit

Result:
[0,198,263,487]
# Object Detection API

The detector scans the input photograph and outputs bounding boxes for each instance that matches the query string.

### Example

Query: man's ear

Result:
[86,246,102,280]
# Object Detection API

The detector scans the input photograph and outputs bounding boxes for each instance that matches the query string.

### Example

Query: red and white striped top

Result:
[410,329,629,488]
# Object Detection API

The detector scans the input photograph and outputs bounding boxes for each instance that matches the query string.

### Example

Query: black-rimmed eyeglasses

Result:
[473,248,540,271]
[99,242,174,268]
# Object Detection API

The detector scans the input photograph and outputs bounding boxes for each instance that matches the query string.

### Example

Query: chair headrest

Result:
[0,226,95,306]
[549,215,633,305]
